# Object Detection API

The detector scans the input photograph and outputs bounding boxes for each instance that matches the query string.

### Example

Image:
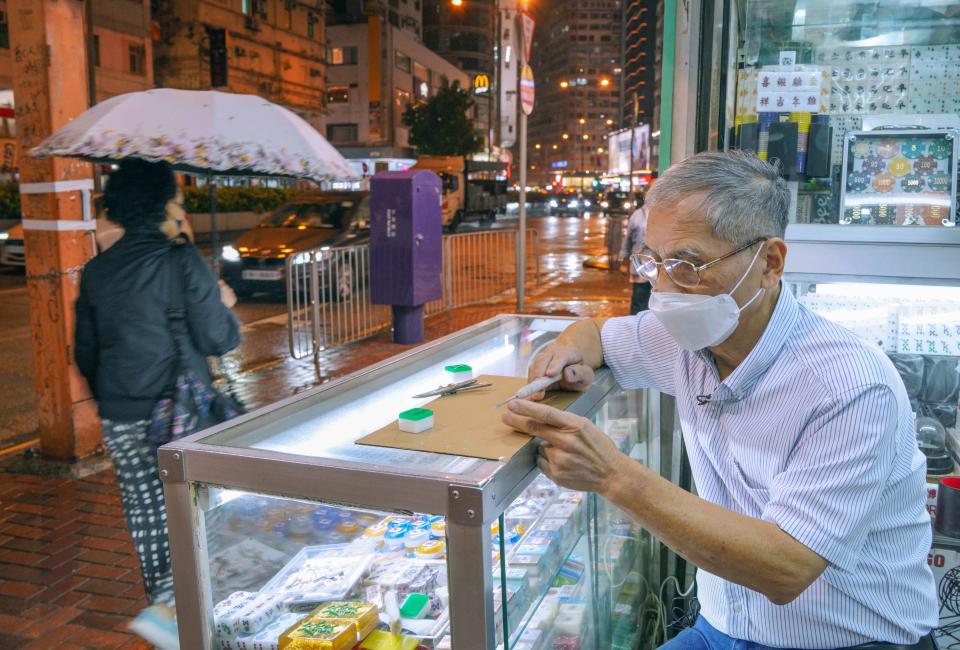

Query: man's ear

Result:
[762,238,787,288]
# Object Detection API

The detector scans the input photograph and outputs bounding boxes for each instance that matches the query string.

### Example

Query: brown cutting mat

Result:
[356,375,581,461]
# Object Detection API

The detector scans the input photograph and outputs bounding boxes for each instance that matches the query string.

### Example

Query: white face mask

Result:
[649,244,765,350]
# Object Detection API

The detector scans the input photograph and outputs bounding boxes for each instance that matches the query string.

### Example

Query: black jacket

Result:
[75,228,241,423]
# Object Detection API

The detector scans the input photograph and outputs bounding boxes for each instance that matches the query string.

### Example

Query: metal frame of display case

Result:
[158,314,625,649]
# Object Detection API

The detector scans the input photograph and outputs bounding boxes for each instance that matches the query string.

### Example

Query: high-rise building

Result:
[527,0,622,187]
[621,0,657,128]
[152,0,327,130]
[324,16,469,177]
[422,0,495,151]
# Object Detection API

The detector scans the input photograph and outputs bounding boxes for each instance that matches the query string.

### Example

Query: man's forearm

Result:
[602,458,827,605]
[556,318,607,369]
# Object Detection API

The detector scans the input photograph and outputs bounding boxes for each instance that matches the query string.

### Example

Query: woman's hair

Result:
[103,158,178,229]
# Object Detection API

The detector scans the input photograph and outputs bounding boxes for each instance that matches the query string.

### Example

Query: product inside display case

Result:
[189,384,657,650]
[793,281,960,474]
[731,0,960,225]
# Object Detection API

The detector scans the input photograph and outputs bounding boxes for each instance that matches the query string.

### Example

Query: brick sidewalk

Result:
[0,263,631,648]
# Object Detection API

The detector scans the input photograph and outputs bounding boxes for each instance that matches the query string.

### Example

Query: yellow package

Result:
[277,618,356,650]
[359,630,421,650]
[311,601,379,640]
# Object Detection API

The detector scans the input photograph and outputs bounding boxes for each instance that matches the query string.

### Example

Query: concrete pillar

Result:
[10,0,99,460]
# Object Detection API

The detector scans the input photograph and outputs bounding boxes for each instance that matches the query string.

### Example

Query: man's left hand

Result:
[501,399,629,495]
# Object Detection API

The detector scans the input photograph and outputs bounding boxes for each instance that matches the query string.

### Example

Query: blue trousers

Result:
[658,617,790,650]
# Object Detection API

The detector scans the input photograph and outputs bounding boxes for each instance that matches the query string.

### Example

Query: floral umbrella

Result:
[31,88,356,180]
[31,89,358,269]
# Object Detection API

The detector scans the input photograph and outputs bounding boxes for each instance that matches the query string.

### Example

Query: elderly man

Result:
[503,151,937,649]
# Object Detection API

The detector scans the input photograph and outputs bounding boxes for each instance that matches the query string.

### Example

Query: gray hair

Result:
[645,150,789,243]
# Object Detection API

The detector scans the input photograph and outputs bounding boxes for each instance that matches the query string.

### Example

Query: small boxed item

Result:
[444,364,473,382]
[277,617,356,650]
[308,601,379,641]
[260,546,374,607]
[399,593,431,619]
[219,612,306,650]
[215,591,286,638]
[398,408,434,433]
[358,630,422,650]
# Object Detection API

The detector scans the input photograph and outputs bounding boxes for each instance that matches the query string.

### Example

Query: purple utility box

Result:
[370,170,442,344]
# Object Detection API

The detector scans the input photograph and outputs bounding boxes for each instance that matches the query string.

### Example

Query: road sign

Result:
[519,12,536,64]
[520,64,535,115]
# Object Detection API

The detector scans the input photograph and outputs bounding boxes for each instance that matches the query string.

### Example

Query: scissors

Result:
[412,378,493,399]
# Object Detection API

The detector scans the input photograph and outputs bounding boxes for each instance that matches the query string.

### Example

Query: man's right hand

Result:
[527,343,596,400]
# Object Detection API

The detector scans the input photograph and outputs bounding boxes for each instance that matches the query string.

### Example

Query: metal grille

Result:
[287,229,541,360]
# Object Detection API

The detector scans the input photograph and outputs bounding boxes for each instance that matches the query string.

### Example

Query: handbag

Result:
[146,244,245,451]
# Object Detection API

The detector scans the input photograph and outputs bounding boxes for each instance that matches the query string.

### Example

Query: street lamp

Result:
[578,118,586,125]
[562,133,569,140]
[600,78,610,87]
[560,81,569,88]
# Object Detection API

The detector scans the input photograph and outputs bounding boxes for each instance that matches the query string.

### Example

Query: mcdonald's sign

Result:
[473,74,490,95]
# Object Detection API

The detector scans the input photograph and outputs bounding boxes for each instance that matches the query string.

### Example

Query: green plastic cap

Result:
[399,592,430,618]
[399,407,434,421]
[444,364,472,373]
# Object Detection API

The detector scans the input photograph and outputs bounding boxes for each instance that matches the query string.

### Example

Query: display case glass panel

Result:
[790,280,960,473]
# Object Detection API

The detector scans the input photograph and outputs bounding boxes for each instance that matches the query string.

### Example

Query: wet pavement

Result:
[0,211,632,648]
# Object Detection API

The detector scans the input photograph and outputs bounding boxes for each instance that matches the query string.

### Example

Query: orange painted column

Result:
[9,0,100,460]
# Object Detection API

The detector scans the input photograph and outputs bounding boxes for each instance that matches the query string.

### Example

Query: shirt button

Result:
[733,603,743,613]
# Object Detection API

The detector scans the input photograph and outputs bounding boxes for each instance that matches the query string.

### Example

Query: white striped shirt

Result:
[600,287,937,648]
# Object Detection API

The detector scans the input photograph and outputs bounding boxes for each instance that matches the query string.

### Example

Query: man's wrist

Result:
[599,453,639,504]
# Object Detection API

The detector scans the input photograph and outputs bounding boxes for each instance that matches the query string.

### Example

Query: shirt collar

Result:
[695,285,800,402]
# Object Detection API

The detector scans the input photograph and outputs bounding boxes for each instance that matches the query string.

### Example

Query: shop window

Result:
[326,123,358,143]
[395,52,412,73]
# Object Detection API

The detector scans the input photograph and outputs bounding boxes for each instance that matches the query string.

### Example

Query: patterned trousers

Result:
[101,419,175,606]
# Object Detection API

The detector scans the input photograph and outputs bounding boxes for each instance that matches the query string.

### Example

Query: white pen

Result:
[495,374,562,408]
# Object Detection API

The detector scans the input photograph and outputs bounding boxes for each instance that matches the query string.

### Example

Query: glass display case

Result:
[159,315,672,649]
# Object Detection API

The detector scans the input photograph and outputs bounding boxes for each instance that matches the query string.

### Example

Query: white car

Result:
[0,224,24,267]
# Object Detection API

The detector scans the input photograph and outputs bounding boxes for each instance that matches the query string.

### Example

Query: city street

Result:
[0,210,632,649]
[0,211,630,452]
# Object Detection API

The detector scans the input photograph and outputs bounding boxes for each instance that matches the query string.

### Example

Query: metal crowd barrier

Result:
[287,228,542,360]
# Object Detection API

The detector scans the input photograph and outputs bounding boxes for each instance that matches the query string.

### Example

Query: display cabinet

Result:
[159,315,668,649]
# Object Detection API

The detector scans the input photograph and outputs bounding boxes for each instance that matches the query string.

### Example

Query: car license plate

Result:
[242,270,283,281]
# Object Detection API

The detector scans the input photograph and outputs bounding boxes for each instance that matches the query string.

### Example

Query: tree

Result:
[402,81,483,156]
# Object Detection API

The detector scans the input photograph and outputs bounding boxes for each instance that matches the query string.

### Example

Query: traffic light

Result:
[208,27,228,88]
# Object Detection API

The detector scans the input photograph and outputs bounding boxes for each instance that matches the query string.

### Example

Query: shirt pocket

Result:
[727,457,771,514]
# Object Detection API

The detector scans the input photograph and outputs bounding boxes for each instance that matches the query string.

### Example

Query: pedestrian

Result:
[505,150,937,648]
[620,192,650,314]
[75,159,241,649]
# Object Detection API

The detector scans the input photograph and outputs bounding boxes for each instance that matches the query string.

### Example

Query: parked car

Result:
[221,191,370,298]
[0,223,24,267]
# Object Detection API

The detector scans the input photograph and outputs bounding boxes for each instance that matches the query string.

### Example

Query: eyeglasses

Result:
[630,237,767,288]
